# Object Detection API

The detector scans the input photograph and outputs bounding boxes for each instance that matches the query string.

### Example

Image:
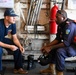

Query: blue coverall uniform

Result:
[49,18,76,71]
[0,19,23,70]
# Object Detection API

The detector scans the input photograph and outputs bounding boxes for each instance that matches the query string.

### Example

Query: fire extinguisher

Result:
[50,4,58,34]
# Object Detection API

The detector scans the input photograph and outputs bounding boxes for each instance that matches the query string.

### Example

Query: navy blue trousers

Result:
[0,38,24,70]
[49,46,76,71]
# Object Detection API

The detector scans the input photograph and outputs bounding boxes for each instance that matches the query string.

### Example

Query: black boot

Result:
[27,55,35,70]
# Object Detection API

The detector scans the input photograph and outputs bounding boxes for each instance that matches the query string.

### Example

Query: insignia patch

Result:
[66,29,70,34]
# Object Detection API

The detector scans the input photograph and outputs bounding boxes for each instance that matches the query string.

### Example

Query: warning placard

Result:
[68,0,76,9]
[0,0,14,8]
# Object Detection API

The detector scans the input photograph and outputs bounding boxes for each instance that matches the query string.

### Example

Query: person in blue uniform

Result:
[40,10,76,75]
[0,8,28,74]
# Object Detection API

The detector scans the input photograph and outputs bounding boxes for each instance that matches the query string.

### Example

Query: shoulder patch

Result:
[66,29,70,34]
